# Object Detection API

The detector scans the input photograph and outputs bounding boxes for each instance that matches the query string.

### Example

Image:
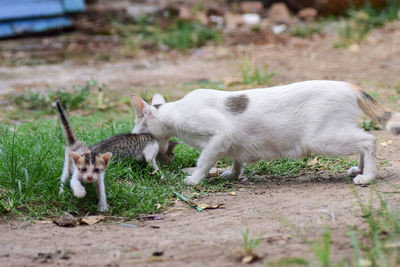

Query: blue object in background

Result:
[0,0,86,38]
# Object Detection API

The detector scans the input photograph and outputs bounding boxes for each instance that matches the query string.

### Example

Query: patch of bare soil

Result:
[1,21,400,267]
[1,130,400,267]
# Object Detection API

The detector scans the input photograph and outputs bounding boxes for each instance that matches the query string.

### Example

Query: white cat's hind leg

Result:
[353,137,376,185]
[221,159,244,180]
[347,154,364,177]
[312,130,376,185]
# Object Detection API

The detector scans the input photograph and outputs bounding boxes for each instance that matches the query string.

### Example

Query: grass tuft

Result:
[335,1,400,47]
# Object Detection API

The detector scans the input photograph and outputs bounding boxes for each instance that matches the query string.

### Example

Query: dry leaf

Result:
[348,43,360,52]
[36,220,53,224]
[79,215,105,225]
[384,241,400,248]
[197,203,224,210]
[307,157,319,166]
[229,191,237,196]
[379,140,393,147]
[242,254,258,264]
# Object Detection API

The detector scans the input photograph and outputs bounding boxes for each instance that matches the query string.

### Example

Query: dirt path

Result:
[1,22,400,267]
[1,129,400,267]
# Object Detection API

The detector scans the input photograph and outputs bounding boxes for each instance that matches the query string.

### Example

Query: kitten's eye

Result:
[94,168,100,173]
[81,168,87,172]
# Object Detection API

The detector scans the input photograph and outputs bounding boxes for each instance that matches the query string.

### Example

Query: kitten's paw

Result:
[347,166,362,177]
[184,175,201,185]
[98,203,109,212]
[220,170,239,180]
[74,187,86,198]
[59,187,64,195]
[353,174,373,185]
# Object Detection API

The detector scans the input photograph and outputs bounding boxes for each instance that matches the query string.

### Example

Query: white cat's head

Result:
[130,94,166,138]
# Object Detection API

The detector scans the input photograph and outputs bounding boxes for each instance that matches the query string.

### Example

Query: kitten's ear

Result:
[102,152,112,166]
[130,94,149,118]
[151,93,166,106]
[70,152,81,164]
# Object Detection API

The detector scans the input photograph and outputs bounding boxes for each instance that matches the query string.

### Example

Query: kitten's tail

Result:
[354,86,400,135]
[56,101,76,145]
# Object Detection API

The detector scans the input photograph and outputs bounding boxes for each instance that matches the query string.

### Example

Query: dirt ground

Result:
[1,21,400,266]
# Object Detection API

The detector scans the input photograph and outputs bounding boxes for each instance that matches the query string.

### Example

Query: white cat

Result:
[131,80,400,185]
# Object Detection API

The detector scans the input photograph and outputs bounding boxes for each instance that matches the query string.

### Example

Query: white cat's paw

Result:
[220,170,238,180]
[74,187,86,198]
[59,186,64,195]
[353,174,373,185]
[184,175,201,185]
[98,203,109,212]
[347,166,361,177]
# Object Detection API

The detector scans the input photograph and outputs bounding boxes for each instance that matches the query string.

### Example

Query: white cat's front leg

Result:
[70,172,86,198]
[95,173,109,212]
[184,136,228,185]
[221,159,244,180]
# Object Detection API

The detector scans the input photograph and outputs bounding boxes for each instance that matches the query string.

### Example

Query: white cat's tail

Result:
[56,101,76,145]
[353,85,400,135]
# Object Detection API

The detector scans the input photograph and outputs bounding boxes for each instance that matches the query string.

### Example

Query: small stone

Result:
[54,212,77,227]
[179,6,193,20]
[152,250,164,256]
[268,3,291,25]
[240,1,264,14]
[224,12,245,31]
[298,8,318,22]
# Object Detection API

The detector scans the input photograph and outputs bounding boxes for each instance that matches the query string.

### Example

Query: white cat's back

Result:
[168,81,361,159]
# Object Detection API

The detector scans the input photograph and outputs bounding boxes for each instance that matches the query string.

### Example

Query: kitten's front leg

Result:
[221,159,245,180]
[184,136,227,185]
[59,149,71,194]
[95,174,109,212]
[70,172,86,198]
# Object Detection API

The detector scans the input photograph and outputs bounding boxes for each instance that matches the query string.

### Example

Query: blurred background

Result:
[0,0,399,123]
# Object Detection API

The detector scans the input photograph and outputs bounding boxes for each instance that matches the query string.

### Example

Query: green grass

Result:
[246,156,357,178]
[0,117,189,219]
[0,111,357,220]
[290,23,323,38]
[238,57,275,86]
[335,1,400,47]
[313,229,331,267]
[241,228,261,255]
[114,17,221,53]
[271,187,400,267]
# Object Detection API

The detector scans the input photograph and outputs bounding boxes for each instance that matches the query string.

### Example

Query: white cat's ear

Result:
[151,93,166,106]
[70,151,81,164]
[130,94,150,118]
[102,152,112,166]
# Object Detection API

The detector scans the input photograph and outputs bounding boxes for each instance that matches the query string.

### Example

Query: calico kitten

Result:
[131,80,400,186]
[90,133,179,173]
[57,102,178,211]
[57,101,112,212]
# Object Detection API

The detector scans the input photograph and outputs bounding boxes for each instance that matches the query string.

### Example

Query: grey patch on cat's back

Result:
[224,94,249,114]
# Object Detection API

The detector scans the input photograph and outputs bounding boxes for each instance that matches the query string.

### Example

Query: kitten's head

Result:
[130,94,166,138]
[70,151,112,183]
[156,140,180,164]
